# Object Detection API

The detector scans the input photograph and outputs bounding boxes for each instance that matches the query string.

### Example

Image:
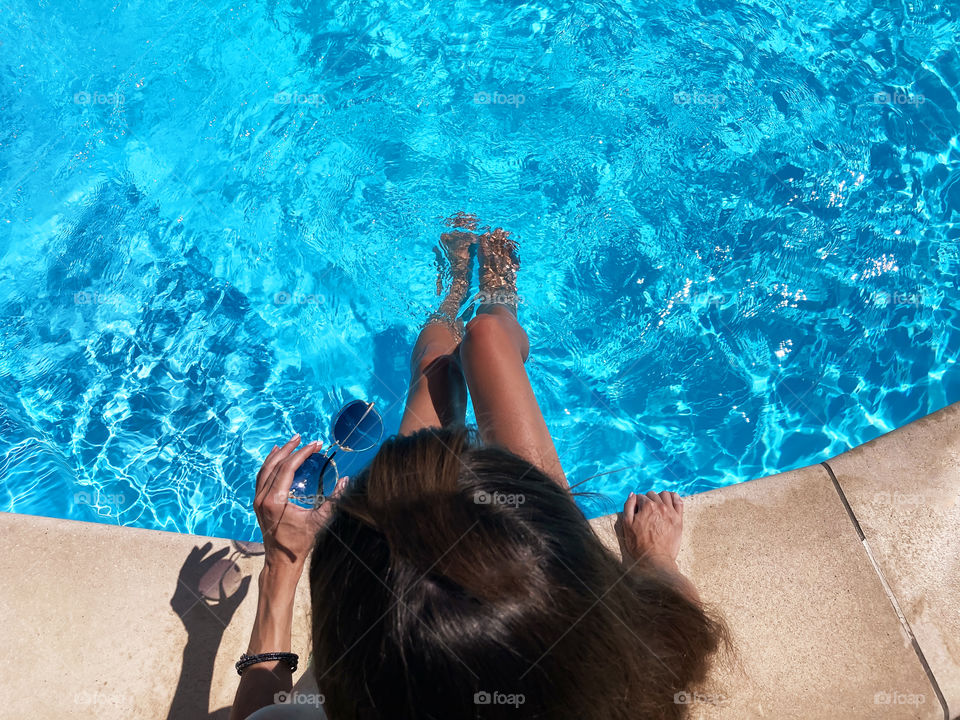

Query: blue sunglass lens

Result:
[290,452,338,507]
[333,401,382,451]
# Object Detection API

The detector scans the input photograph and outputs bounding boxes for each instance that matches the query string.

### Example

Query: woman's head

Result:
[309,426,726,719]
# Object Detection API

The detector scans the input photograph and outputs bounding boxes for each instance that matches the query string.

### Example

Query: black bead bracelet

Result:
[236,652,299,675]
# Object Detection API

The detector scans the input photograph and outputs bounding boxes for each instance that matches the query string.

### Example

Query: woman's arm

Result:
[229,565,300,720]
[230,435,344,720]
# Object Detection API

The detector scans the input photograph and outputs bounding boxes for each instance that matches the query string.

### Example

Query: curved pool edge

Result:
[1,402,958,719]
[591,400,958,719]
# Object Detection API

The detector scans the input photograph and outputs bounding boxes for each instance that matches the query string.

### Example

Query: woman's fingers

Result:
[264,440,322,505]
[309,475,350,529]
[623,491,638,522]
[331,475,350,499]
[256,434,300,486]
[266,434,301,469]
[268,434,302,467]
[645,490,661,504]
[256,434,302,504]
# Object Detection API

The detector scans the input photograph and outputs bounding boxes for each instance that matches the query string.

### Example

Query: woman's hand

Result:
[621,490,684,569]
[254,434,346,574]
[231,436,347,720]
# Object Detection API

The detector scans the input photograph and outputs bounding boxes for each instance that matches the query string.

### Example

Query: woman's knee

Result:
[409,324,461,376]
[410,343,453,378]
[461,311,529,363]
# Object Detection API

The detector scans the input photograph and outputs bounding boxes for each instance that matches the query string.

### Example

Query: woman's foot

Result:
[477,227,520,312]
[427,212,480,340]
[622,491,683,568]
[438,213,477,277]
[446,210,479,232]
[621,491,700,601]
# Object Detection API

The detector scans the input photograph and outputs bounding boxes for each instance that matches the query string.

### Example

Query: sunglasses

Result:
[288,400,383,508]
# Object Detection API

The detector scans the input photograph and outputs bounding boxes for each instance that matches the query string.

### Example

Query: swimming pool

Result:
[2,0,958,540]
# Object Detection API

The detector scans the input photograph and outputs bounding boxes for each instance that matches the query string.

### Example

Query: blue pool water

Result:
[2,1,959,540]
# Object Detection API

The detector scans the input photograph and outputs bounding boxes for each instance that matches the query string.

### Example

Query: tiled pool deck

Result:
[2,403,958,719]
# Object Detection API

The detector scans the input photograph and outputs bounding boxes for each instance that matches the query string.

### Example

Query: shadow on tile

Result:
[166,541,261,720]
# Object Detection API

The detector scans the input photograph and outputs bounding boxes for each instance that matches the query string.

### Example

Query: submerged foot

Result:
[477,227,520,310]
[427,212,481,340]
[446,210,480,231]
[439,211,479,271]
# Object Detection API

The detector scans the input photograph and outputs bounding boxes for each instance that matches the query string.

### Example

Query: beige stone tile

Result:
[0,512,311,720]
[591,464,941,720]
[1,447,947,720]
[827,402,960,718]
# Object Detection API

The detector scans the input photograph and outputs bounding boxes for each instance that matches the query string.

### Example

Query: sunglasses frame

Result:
[288,400,383,508]
[331,400,383,453]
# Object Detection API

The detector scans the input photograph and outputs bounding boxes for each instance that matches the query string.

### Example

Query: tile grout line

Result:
[821,461,950,720]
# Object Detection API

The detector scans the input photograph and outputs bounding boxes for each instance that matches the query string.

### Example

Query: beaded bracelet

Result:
[235,652,299,676]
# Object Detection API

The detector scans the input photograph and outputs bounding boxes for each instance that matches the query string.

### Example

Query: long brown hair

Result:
[309,426,727,719]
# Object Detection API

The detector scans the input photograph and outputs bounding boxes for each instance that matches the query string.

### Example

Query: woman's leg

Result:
[398,323,466,434]
[398,214,475,436]
[458,229,567,488]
